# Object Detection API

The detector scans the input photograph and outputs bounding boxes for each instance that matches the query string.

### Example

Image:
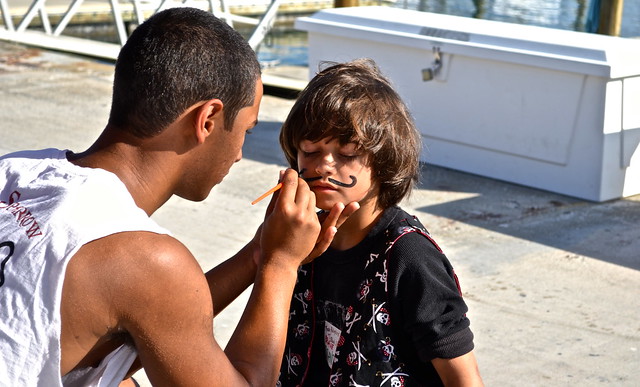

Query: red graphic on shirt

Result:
[0,190,43,239]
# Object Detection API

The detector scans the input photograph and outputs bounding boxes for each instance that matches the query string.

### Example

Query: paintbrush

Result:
[251,182,283,205]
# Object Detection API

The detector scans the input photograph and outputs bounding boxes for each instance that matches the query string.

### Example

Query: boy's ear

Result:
[194,99,224,144]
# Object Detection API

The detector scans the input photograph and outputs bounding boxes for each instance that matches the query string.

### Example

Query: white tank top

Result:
[0,149,169,386]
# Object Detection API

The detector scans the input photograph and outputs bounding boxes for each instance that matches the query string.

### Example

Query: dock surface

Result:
[1,41,638,386]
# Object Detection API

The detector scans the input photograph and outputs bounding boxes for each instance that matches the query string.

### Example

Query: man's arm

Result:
[432,352,484,387]
[112,233,242,385]
[103,170,322,386]
[221,169,323,384]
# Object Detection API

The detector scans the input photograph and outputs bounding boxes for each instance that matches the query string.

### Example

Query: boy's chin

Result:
[315,199,336,213]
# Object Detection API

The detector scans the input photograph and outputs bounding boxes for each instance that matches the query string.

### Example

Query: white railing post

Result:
[247,0,283,50]
[0,0,15,31]
[54,0,85,37]
[109,0,129,45]
[38,4,51,34]
[17,0,47,33]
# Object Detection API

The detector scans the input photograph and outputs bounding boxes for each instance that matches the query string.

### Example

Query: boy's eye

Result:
[301,150,317,157]
[339,154,358,161]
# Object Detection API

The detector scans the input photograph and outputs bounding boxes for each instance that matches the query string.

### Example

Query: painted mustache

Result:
[299,169,357,188]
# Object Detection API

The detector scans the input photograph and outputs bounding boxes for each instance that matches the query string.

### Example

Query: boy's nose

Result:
[315,154,336,175]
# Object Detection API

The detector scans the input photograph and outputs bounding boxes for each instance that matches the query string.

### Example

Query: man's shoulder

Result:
[71,232,198,292]
[70,231,206,314]
[81,231,194,271]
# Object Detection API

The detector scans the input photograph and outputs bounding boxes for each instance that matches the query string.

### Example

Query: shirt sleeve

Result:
[387,231,474,361]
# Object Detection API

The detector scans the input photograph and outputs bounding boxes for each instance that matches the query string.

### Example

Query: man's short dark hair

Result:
[108,7,261,137]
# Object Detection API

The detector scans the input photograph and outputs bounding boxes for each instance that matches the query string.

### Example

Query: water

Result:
[394,0,639,37]
[242,26,310,67]
[255,0,640,66]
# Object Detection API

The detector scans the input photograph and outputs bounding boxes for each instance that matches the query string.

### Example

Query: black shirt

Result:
[303,206,474,386]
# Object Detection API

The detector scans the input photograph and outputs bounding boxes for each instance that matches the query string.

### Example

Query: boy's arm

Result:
[387,230,481,386]
[205,238,259,316]
[432,352,484,387]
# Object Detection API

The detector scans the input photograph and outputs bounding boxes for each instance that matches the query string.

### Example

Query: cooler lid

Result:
[296,6,640,78]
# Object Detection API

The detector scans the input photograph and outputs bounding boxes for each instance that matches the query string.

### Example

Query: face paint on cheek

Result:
[299,169,357,188]
[328,176,357,188]
[299,169,321,183]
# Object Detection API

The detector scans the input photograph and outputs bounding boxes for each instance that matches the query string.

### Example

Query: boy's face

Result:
[297,137,378,211]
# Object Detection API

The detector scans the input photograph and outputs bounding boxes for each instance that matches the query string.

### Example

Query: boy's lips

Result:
[310,182,338,191]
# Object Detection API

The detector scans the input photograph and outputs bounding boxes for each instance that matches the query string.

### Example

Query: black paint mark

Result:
[299,169,357,188]
[0,241,16,287]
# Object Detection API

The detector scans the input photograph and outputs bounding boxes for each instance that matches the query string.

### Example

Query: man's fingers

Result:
[335,202,360,229]
[264,186,279,219]
[320,201,360,231]
[302,225,337,265]
[293,177,313,210]
[305,201,361,262]
[321,202,344,229]
[306,180,317,213]
[313,228,333,255]
[276,168,299,206]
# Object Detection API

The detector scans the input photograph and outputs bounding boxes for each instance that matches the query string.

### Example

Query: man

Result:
[0,7,355,386]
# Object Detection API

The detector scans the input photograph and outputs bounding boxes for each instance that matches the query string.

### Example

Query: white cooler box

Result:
[296,6,640,202]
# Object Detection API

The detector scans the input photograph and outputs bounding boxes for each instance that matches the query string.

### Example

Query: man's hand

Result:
[259,169,321,269]
[250,170,360,268]
[303,201,360,264]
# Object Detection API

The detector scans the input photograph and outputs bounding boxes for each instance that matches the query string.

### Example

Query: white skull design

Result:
[346,351,358,366]
[390,376,404,387]
[376,311,390,326]
[289,354,301,366]
[329,372,342,386]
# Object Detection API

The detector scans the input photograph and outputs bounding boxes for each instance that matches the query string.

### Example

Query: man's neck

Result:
[67,127,176,216]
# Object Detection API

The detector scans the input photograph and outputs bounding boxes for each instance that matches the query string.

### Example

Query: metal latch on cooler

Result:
[422,46,442,82]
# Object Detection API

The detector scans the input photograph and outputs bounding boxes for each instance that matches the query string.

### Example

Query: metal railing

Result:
[0,0,283,59]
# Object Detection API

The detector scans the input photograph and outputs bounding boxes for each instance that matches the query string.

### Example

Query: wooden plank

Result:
[598,0,625,36]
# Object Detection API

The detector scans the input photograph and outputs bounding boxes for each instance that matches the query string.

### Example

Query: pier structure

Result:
[0,0,377,90]
[0,0,292,58]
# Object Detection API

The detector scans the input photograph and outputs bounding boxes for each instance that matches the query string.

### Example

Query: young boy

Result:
[277,59,483,386]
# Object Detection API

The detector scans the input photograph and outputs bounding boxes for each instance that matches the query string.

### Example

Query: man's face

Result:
[183,79,263,201]
[213,79,263,183]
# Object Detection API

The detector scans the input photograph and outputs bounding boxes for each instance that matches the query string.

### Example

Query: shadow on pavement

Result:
[415,165,640,270]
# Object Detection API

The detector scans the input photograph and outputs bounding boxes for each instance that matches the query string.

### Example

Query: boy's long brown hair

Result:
[280,58,421,210]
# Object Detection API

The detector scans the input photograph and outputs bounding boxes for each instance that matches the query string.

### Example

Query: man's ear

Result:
[194,99,224,144]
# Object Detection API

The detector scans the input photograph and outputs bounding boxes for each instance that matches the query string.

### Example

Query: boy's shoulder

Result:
[380,207,454,276]
[382,206,443,253]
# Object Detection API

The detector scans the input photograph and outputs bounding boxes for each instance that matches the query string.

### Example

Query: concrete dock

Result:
[0,41,638,386]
